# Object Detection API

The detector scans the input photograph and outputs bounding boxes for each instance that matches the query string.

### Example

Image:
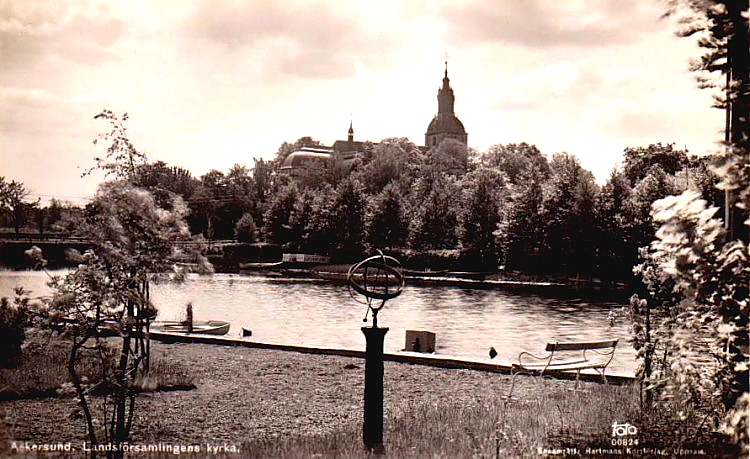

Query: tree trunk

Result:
[69,336,98,459]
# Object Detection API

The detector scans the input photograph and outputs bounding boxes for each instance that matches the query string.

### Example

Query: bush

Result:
[0,294,30,368]
[234,212,257,243]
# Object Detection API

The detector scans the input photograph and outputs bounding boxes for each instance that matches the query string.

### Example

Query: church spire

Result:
[348,116,354,142]
[438,55,455,115]
[425,55,467,148]
[442,52,450,89]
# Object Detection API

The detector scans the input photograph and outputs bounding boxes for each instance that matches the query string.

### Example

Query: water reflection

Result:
[0,270,636,374]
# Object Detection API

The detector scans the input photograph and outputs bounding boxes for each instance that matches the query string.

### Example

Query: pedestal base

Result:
[362,326,389,451]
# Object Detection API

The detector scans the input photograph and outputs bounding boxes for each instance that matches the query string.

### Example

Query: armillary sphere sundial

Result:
[347,250,405,452]
[347,250,404,328]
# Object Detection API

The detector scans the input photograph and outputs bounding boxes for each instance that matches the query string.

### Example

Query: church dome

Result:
[280,150,332,172]
[426,115,466,136]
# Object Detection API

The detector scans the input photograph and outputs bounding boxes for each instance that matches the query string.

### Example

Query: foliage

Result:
[187,168,255,239]
[252,158,274,207]
[32,110,208,457]
[0,176,36,234]
[355,141,412,194]
[133,161,197,207]
[483,142,550,184]
[667,0,750,242]
[328,177,366,258]
[666,0,750,150]
[294,185,337,254]
[594,169,635,281]
[496,168,545,271]
[43,181,197,454]
[633,190,749,449]
[427,138,470,175]
[262,183,298,247]
[0,288,32,368]
[86,110,148,179]
[234,212,257,243]
[409,178,459,250]
[622,143,690,185]
[459,168,503,268]
[366,183,408,249]
[538,153,599,274]
[626,2,750,454]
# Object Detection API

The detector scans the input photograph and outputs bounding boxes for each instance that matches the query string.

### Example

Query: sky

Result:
[0,0,724,205]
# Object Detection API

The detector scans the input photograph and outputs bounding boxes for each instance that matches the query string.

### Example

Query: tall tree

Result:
[86,110,148,179]
[410,178,460,250]
[622,143,690,185]
[594,169,635,282]
[460,169,504,268]
[262,184,298,247]
[483,143,550,184]
[133,161,197,209]
[41,110,208,457]
[667,0,750,241]
[0,177,35,234]
[539,152,599,274]
[628,2,750,452]
[367,183,408,249]
[497,169,545,271]
[427,138,470,176]
[329,177,366,258]
[47,182,195,456]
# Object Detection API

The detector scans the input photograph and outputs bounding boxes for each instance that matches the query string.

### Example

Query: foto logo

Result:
[611,421,638,437]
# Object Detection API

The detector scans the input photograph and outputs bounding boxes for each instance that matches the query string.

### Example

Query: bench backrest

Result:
[545,339,618,352]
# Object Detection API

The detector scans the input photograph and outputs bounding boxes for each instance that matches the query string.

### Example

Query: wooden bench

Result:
[507,339,618,397]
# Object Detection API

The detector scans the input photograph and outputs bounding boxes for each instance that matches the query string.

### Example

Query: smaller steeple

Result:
[348,117,354,143]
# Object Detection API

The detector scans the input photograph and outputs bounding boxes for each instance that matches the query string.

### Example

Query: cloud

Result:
[488,60,618,114]
[0,85,62,106]
[183,1,398,79]
[0,0,125,69]
[440,0,662,48]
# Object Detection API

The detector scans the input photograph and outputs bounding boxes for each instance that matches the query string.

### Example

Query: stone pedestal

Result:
[362,326,388,452]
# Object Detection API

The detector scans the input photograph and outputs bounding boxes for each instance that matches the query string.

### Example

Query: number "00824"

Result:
[611,438,639,446]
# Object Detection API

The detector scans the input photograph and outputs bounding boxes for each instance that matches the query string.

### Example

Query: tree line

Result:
[2,138,719,283]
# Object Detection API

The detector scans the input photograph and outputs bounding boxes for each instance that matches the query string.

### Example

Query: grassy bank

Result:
[0,333,194,400]
[1,341,728,457]
[244,383,641,457]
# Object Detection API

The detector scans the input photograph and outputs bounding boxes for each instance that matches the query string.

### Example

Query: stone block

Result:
[405,330,435,353]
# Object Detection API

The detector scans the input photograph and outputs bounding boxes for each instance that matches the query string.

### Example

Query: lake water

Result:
[0,270,637,375]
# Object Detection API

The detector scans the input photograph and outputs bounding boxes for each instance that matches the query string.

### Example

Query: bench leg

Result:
[506,369,519,399]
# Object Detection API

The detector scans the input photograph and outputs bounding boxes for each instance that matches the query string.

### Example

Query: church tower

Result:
[425,59,468,148]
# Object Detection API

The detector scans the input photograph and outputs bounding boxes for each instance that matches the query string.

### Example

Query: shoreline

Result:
[149,330,635,383]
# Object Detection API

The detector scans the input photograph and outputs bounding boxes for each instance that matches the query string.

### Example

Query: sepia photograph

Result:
[0,0,748,457]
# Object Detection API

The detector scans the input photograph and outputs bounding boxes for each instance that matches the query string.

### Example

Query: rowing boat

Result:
[152,320,230,335]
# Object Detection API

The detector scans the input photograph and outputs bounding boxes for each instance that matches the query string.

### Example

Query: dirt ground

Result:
[0,340,572,455]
